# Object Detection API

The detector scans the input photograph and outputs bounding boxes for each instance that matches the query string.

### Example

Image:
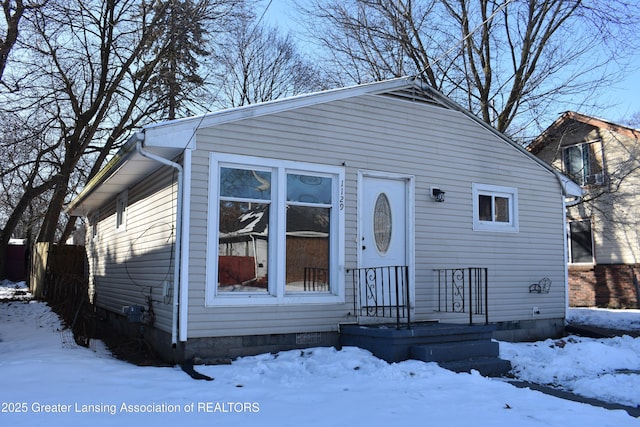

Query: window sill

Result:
[568,263,595,270]
[205,293,345,307]
[473,222,519,233]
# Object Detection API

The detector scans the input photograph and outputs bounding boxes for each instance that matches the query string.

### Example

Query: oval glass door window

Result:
[373,193,392,254]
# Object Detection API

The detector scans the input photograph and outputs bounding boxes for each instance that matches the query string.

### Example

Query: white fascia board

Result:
[143,77,416,134]
[143,120,198,150]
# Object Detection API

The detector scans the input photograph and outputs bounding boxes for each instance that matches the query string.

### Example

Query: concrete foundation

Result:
[95,304,565,364]
[95,307,339,364]
[492,317,565,342]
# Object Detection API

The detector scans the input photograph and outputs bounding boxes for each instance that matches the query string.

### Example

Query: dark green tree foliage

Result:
[140,0,220,119]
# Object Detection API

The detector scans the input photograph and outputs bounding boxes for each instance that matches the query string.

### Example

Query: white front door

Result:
[361,176,408,268]
[358,173,412,316]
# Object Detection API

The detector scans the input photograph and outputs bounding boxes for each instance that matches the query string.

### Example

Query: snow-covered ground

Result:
[0,281,638,426]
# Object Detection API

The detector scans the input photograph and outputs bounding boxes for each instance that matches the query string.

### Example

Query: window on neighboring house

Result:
[563,141,604,186]
[568,219,594,264]
[472,183,519,232]
[209,154,344,305]
[115,191,127,231]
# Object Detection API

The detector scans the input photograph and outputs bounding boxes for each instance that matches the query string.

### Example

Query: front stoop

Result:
[339,322,512,377]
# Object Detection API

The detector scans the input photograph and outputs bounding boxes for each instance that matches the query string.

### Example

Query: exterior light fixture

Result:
[431,187,445,202]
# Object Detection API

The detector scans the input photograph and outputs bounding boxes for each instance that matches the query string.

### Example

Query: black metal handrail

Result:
[350,265,410,329]
[434,268,488,324]
[303,267,329,291]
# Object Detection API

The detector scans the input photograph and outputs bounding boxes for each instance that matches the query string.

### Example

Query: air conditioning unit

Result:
[584,173,605,185]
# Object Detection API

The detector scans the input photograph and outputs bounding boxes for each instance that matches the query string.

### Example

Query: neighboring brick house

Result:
[529,112,640,308]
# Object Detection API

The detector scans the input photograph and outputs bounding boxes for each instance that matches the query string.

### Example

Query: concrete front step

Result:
[410,340,499,362]
[438,357,512,377]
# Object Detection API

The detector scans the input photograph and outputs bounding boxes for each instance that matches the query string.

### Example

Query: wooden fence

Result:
[30,243,91,344]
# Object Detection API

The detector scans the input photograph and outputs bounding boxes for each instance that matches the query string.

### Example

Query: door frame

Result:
[357,170,415,314]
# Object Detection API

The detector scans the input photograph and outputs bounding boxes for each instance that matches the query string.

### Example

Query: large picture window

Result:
[208,154,345,305]
[472,184,519,233]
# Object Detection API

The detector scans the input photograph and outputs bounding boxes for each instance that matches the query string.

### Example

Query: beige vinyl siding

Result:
[538,122,640,265]
[586,130,640,264]
[185,94,566,338]
[87,166,178,333]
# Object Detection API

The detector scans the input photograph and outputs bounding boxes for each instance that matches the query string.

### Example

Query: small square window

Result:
[472,184,518,232]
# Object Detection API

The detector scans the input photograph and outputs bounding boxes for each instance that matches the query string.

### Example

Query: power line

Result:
[176,0,276,151]
[416,0,515,78]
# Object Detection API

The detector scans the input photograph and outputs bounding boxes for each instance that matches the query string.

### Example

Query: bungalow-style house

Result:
[67,77,582,365]
[528,111,640,308]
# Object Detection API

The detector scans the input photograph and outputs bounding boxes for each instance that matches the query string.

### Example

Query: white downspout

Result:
[561,197,570,319]
[552,170,583,322]
[133,135,183,348]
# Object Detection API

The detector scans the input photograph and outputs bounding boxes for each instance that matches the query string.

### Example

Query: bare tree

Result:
[0,110,58,245]
[0,0,48,82]
[299,0,640,138]
[622,112,640,129]
[215,13,328,107]
[0,0,240,279]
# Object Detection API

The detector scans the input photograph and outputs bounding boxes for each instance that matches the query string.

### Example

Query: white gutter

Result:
[133,134,184,348]
[551,170,585,200]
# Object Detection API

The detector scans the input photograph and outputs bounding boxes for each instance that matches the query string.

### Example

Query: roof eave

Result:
[65,132,144,216]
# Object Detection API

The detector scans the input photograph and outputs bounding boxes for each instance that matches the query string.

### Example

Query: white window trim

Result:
[206,153,345,306]
[472,183,519,233]
[115,191,128,232]
[562,139,604,187]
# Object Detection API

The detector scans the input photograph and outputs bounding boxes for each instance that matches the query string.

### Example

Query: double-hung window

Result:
[472,183,519,232]
[563,141,604,186]
[208,154,345,305]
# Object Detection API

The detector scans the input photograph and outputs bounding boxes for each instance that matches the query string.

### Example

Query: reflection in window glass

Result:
[220,167,271,200]
[285,205,330,293]
[495,197,510,222]
[287,174,332,204]
[478,195,492,221]
[569,220,593,263]
[217,200,269,292]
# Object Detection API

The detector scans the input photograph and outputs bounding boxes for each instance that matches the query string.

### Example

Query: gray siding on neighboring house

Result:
[87,166,178,333]
[185,93,566,339]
